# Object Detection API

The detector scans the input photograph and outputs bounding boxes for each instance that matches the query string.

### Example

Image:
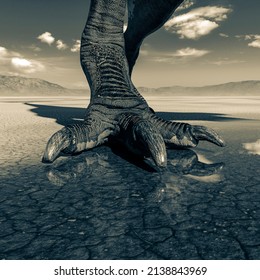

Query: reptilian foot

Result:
[42,0,225,168]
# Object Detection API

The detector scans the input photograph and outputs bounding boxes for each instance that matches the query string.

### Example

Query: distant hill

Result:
[138,80,260,96]
[0,75,259,96]
[0,75,88,96]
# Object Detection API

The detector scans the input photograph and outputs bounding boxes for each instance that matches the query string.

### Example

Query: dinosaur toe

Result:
[149,114,225,148]
[191,125,225,147]
[42,118,114,163]
[42,127,75,163]
[118,114,167,167]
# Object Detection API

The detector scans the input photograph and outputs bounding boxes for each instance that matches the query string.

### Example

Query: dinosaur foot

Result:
[42,114,115,164]
[42,109,225,168]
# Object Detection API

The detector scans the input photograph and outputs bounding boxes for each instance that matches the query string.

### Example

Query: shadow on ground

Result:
[25,103,245,127]
[156,112,244,122]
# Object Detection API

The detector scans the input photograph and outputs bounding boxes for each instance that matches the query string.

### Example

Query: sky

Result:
[1,0,260,88]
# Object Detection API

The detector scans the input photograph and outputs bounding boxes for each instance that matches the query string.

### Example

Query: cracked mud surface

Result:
[0,96,260,259]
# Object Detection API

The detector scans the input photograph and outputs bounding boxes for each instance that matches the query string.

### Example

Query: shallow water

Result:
[0,96,259,259]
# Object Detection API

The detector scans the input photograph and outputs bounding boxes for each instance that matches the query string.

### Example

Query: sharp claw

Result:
[118,114,167,167]
[42,128,74,163]
[42,119,114,164]
[149,115,226,149]
[192,125,226,147]
[134,121,167,167]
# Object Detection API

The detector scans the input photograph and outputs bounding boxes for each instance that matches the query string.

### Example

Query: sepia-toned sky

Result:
[1,0,260,88]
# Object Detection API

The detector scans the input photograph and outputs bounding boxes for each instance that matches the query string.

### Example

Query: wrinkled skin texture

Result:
[42,0,225,167]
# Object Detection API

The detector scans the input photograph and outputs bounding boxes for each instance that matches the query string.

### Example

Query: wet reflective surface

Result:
[243,139,260,155]
[0,97,260,259]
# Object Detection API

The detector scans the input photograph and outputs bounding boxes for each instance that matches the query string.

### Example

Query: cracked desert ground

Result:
[0,95,259,259]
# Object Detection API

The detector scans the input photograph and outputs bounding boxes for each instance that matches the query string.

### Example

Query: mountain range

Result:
[0,75,260,96]
[139,80,260,96]
[0,75,87,96]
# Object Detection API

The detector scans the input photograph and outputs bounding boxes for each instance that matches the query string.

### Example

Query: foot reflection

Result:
[45,151,112,186]
[167,149,224,177]
[147,149,224,204]
[41,147,226,259]
[45,147,224,187]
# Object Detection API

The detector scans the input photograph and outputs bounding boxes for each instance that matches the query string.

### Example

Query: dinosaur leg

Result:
[42,0,126,163]
[125,0,185,72]
[124,0,225,150]
[43,0,224,167]
[43,0,166,166]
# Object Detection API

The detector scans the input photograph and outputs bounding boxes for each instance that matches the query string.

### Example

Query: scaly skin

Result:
[42,0,225,168]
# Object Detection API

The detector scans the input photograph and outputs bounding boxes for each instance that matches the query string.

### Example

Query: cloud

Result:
[153,47,210,64]
[164,6,232,39]
[0,45,45,74]
[11,57,32,67]
[71,40,81,52]
[0,46,8,57]
[235,35,246,40]
[11,57,45,73]
[37,32,79,52]
[243,139,260,155]
[176,0,195,11]
[236,34,260,48]
[37,32,55,45]
[248,40,260,48]
[0,46,20,59]
[140,49,149,56]
[28,44,41,52]
[247,35,260,48]
[219,33,229,38]
[210,59,245,66]
[56,40,68,50]
[173,47,210,57]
